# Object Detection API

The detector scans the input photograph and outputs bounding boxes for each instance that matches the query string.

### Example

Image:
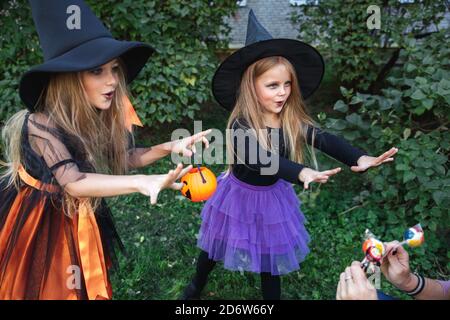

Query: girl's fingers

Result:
[202,136,209,149]
[173,163,183,174]
[377,149,394,161]
[336,279,342,300]
[191,144,197,154]
[168,164,183,181]
[373,148,398,166]
[339,272,347,298]
[314,174,329,181]
[199,129,212,136]
[171,182,184,190]
[150,191,159,205]
[377,148,398,162]
[304,179,310,190]
[344,267,353,285]
[320,168,342,176]
[177,165,193,179]
[351,165,365,172]
[190,130,212,143]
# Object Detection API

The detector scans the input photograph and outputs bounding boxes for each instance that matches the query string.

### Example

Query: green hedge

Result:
[294,1,449,275]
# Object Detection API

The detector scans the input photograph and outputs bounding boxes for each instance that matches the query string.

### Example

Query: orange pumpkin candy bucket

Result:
[180,166,217,202]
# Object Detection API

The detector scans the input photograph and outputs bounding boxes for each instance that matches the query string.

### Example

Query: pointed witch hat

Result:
[212,9,324,110]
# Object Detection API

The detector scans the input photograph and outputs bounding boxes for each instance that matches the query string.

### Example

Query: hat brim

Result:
[19,37,154,110]
[212,39,325,110]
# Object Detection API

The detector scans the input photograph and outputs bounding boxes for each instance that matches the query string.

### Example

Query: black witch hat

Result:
[212,9,324,110]
[19,0,154,111]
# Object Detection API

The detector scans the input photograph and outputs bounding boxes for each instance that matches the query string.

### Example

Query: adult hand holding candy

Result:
[380,241,415,292]
[336,261,378,300]
[360,224,424,273]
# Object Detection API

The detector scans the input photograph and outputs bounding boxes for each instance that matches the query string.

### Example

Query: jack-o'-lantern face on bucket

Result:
[181,167,217,202]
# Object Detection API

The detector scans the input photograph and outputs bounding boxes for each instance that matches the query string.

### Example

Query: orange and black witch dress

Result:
[0,101,143,300]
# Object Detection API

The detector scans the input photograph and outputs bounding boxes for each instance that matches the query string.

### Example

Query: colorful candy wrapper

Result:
[361,229,385,273]
[398,223,425,248]
[360,224,425,273]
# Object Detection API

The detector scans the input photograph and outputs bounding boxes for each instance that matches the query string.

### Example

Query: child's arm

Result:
[65,163,192,203]
[306,126,367,168]
[307,126,397,171]
[127,144,170,169]
[27,113,192,202]
[231,120,341,188]
[127,130,211,169]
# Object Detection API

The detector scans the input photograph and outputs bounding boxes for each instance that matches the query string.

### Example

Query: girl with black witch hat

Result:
[182,10,398,300]
[0,0,210,299]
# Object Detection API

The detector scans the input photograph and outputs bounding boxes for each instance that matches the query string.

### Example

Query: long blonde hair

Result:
[0,59,132,216]
[226,56,318,172]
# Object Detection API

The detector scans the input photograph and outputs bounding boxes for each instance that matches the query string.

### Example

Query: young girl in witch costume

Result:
[0,0,209,300]
[182,10,398,300]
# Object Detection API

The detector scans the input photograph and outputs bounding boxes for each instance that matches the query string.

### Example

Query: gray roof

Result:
[226,0,450,49]
[226,0,303,48]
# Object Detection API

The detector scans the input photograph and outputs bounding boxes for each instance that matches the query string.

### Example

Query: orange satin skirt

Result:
[0,165,112,300]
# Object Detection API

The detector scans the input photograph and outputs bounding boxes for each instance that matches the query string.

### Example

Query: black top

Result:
[231,119,367,186]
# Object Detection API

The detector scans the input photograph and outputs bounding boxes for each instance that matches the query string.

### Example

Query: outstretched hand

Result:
[299,167,342,190]
[170,129,212,157]
[351,147,398,172]
[137,163,193,205]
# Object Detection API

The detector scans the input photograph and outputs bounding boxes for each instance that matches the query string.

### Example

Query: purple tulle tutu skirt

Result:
[197,172,310,276]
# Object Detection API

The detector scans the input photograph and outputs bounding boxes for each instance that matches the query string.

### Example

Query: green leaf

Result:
[411,90,426,100]
[317,112,327,121]
[422,99,434,109]
[429,221,438,232]
[415,77,428,85]
[403,171,416,183]
[437,78,450,96]
[423,55,433,65]
[340,86,352,98]
[424,66,435,75]
[395,164,409,171]
[403,128,411,140]
[378,98,392,110]
[406,63,416,72]
[345,113,363,126]
[328,119,347,130]
[349,95,363,105]
[435,165,446,175]
[432,191,447,206]
[405,189,418,201]
[334,100,348,112]
[413,106,426,115]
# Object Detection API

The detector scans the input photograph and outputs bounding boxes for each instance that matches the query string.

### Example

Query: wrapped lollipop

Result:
[399,223,424,248]
[361,229,385,273]
[389,223,425,255]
